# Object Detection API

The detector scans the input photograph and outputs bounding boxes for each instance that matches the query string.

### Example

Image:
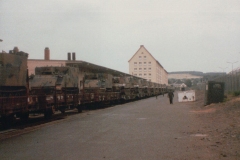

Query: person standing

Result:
[167,91,174,104]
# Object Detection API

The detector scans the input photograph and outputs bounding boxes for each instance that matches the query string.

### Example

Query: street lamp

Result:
[227,61,238,74]
[227,61,238,91]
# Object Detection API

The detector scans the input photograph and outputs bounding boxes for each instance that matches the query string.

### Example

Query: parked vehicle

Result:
[0,49,29,127]
[28,66,81,118]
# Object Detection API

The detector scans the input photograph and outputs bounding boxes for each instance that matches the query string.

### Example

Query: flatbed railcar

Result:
[80,73,120,109]
[28,66,81,118]
[0,49,29,127]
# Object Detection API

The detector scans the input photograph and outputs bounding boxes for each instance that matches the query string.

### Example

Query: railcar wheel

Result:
[20,112,29,122]
[60,109,65,114]
[44,106,54,119]
[44,111,52,119]
[77,106,82,113]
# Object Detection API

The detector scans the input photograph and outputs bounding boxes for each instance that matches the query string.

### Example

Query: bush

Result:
[233,91,240,96]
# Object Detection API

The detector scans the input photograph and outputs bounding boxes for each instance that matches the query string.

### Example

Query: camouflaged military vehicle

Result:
[81,73,119,108]
[29,66,81,118]
[113,76,140,102]
[112,76,126,102]
[0,50,29,127]
[140,79,149,97]
[152,82,158,95]
[137,78,147,98]
[146,81,154,96]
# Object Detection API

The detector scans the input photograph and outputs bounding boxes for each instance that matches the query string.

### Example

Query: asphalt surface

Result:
[0,94,216,160]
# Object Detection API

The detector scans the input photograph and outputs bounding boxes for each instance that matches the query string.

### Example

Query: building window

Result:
[139,68,142,70]
[134,62,137,64]
[139,62,142,64]
[139,56,142,59]
[144,62,146,64]
[148,62,151,64]
[139,74,142,76]
[144,73,147,76]
[134,74,137,76]
[144,68,146,70]
[149,73,151,76]
[149,68,151,70]
[134,68,137,70]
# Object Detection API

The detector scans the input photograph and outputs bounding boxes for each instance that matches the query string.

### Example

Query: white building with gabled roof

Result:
[128,45,168,85]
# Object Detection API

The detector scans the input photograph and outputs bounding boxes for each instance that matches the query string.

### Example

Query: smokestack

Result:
[72,52,76,61]
[68,52,71,60]
[13,46,19,53]
[44,47,50,60]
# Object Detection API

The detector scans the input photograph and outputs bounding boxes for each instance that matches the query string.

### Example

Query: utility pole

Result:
[0,39,2,52]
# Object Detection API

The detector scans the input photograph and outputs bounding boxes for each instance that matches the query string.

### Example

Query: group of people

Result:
[156,90,174,104]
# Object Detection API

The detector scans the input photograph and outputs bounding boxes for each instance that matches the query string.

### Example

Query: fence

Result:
[213,72,240,92]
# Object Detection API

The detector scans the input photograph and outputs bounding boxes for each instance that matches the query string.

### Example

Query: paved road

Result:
[0,94,215,160]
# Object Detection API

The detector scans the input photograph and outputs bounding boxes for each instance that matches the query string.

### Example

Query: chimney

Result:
[44,47,50,60]
[13,46,19,53]
[68,52,71,60]
[140,45,144,47]
[72,52,76,61]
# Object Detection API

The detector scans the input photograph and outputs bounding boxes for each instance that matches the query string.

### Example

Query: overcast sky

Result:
[1,0,240,73]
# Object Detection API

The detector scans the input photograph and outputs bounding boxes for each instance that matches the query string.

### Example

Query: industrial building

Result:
[128,45,168,84]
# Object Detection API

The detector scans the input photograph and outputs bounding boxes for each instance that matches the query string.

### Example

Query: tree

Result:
[185,79,192,87]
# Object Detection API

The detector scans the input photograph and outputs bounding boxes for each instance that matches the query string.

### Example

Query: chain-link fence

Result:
[213,72,240,92]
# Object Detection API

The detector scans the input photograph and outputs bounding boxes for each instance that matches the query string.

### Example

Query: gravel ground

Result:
[189,90,240,159]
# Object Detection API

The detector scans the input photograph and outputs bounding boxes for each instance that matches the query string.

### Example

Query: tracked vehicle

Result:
[29,66,81,117]
[0,49,29,127]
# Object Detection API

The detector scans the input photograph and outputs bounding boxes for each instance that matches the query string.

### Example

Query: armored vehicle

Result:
[114,76,140,102]
[29,66,81,117]
[81,73,119,108]
[0,50,29,127]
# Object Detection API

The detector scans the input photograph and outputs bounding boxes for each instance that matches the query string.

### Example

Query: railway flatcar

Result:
[28,66,81,118]
[80,73,120,109]
[117,76,139,102]
[0,49,29,127]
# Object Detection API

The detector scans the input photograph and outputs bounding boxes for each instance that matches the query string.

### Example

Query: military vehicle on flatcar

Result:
[80,73,119,109]
[28,66,81,118]
[0,49,29,127]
